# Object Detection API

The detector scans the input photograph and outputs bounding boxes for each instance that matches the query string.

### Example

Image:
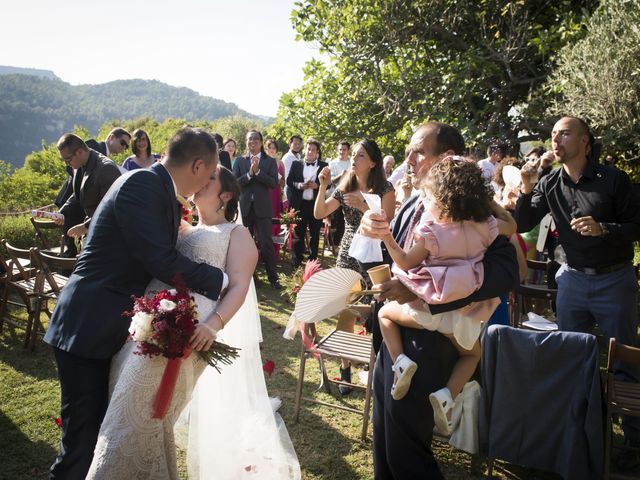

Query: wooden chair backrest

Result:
[517,283,557,300]
[607,337,640,373]
[30,218,58,249]
[31,248,76,294]
[0,239,14,277]
[30,217,66,255]
[526,259,548,271]
[2,240,34,282]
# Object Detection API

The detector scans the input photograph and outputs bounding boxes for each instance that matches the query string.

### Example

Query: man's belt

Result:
[570,262,630,275]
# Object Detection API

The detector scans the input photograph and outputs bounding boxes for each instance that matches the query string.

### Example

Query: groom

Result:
[44,127,226,480]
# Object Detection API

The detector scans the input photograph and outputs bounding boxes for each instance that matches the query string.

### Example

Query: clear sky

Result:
[0,0,320,117]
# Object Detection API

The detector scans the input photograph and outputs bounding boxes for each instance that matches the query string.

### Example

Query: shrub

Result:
[0,215,40,249]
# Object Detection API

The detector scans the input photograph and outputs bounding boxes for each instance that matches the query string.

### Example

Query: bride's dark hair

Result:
[217,166,240,222]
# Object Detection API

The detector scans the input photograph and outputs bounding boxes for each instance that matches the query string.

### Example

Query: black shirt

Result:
[515,160,640,269]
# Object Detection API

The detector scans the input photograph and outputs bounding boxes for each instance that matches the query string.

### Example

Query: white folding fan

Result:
[283,268,363,339]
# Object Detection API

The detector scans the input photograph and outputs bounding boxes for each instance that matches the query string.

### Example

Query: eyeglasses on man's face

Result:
[61,149,77,162]
[119,139,130,149]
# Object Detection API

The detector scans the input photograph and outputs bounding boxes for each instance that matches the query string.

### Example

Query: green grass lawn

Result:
[0,252,629,479]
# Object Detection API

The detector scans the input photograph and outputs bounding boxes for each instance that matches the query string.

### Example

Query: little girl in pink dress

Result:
[378,157,516,435]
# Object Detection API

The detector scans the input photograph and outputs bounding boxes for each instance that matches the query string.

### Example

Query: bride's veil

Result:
[176,208,300,479]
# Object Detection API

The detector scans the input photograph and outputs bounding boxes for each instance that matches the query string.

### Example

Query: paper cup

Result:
[367,264,391,285]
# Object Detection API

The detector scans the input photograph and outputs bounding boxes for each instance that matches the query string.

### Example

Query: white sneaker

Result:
[391,354,418,400]
[429,387,454,436]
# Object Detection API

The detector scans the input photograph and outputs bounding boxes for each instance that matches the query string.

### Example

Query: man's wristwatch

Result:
[599,222,609,237]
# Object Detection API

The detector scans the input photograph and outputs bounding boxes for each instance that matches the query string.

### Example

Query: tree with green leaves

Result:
[270,0,597,157]
[547,0,640,174]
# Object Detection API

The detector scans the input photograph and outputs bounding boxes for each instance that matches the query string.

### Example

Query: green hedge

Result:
[0,215,42,249]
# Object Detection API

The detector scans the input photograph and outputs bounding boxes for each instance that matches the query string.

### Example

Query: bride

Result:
[87,166,301,479]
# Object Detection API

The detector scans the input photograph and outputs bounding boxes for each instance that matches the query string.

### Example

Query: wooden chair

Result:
[294,302,375,441]
[511,283,558,329]
[604,338,640,479]
[526,258,548,286]
[0,240,36,332]
[483,325,604,479]
[0,240,41,348]
[28,248,76,350]
[30,217,65,256]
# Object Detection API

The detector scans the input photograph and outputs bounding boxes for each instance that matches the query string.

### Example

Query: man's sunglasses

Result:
[120,139,129,149]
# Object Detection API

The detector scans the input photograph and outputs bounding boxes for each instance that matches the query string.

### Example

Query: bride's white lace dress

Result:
[87,223,300,479]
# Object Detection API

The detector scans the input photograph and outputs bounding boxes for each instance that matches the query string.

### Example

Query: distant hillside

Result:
[0,74,263,166]
[0,65,60,80]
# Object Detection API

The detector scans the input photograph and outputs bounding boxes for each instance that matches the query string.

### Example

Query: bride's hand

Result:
[190,322,217,351]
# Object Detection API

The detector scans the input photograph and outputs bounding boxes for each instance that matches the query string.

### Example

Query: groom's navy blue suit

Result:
[45,162,224,479]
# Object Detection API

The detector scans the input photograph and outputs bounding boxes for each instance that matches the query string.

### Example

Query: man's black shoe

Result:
[616,438,640,472]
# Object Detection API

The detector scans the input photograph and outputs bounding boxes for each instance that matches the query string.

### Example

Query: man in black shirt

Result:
[515,116,640,468]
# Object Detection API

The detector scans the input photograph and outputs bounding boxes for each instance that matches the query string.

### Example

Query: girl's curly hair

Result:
[421,157,494,222]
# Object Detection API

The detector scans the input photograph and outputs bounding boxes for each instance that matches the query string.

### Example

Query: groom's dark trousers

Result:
[370,195,519,479]
[51,349,110,479]
[44,163,224,479]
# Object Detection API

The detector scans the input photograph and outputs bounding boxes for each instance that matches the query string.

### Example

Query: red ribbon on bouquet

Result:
[288,224,296,251]
[152,349,191,419]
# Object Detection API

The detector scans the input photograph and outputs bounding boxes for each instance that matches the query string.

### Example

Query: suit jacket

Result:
[54,166,75,208]
[218,150,232,170]
[480,325,603,480]
[233,152,278,219]
[44,163,224,359]
[60,150,121,227]
[286,160,328,211]
[85,139,107,156]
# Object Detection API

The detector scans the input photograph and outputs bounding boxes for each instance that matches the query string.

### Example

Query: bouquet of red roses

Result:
[124,275,239,418]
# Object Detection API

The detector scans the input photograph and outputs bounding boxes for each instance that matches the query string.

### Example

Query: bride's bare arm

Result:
[191,227,258,350]
[206,226,258,331]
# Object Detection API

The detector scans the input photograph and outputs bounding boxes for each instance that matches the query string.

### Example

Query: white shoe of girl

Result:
[390,354,418,400]
[429,387,454,436]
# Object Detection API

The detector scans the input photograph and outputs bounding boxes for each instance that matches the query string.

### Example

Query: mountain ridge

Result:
[0,71,267,166]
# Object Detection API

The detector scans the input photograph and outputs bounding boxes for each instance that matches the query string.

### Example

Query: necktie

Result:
[176,194,190,210]
[176,194,191,223]
[402,200,425,250]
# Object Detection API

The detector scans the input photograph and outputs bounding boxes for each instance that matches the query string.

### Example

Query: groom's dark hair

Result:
[166,127,217,167]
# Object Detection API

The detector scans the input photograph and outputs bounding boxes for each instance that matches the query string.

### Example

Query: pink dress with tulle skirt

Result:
[392,206,500,349]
